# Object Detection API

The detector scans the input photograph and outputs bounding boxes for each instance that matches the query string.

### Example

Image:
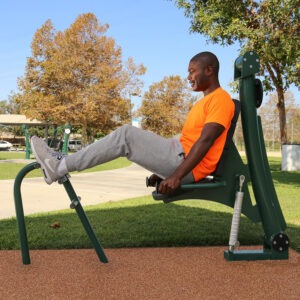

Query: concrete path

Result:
[0,162,152,219]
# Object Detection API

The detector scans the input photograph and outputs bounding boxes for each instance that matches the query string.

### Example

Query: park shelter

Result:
[0,114,52,157]
[0,114,46,126]
[0,114,70,157]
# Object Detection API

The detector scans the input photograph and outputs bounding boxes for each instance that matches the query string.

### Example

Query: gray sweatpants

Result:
[65,124,194,184]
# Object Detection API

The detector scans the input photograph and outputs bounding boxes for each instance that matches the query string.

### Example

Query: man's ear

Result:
[205,65,214,76]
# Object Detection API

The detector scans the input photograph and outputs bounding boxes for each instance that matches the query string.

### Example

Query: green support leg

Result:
[59,175,108,263]
[62,124,71,155]
[13,162,108,264]
[22,125,32,159]
[224,51,290,261]
[14,162,40,264]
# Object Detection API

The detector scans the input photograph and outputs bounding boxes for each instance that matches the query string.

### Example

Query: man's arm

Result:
[158,122,225,194]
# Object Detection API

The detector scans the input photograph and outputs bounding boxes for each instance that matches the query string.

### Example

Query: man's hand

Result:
[157,123,225,195]
[146,174,162,187]
[158,175,181,195]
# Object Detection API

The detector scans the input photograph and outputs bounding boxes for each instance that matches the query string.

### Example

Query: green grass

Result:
[0,156,299,253]
[0,151,26,160]
[267,158,300,252]
[0,151,131,180]
[0,163,43,180]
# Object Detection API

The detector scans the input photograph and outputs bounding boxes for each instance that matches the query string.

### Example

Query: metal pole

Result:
[14,162,41,264]
[237,52,288,248]
[225,51,289,260]
[60,176,108,263]
[62,124,71,155]
[22,125,31,159]
[14,163,108,264]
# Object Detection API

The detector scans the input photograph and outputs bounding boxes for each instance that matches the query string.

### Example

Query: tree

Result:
[0,101,8,114]
[0,93,23,137]
[17,13,145,143]
[259,91,300,147]
[173,0,299,144]
[288,106,300,144]
[138,75,194,137]
[0,93,21,114]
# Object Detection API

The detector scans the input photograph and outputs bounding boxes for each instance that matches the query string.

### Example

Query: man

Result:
[31,51,234,195]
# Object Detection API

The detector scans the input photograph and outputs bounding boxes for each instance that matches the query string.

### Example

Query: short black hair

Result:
[190,51,219,75]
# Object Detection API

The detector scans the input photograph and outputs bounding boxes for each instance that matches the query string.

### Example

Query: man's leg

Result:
[31,124,194,184]
[66,125,193,183]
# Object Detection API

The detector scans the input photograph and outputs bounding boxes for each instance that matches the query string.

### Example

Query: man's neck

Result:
[203,83,221,96]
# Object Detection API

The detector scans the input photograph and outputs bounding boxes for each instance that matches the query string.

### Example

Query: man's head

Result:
[188,52,220,94]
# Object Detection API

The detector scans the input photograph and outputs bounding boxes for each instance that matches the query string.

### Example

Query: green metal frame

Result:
[155,141,260,223]
[62,124,71,155]
[22,125,32,159]
[14,162,108,264]
[14,51,289,263]
[224,51,289,260]
[21,123,71,159]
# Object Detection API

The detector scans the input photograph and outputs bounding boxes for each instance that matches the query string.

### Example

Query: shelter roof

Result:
[0,114,50,126]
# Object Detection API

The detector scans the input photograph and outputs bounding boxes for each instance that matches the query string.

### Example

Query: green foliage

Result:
[0,92,21,114]
[175,0,299,88]
[0,93,24,136]
[174,0,299,79]
[0,100,9,114]
[173,0,300,144]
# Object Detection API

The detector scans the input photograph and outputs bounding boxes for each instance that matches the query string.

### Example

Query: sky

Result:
[0,0,299,109]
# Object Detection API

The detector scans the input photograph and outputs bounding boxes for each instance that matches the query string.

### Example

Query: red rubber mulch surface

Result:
[0,247,299,299]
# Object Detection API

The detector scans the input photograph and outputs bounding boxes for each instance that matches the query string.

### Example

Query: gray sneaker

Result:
[30,136,66,184]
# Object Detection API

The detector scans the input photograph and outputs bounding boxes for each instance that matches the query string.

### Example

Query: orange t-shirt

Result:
[180,87,234,181]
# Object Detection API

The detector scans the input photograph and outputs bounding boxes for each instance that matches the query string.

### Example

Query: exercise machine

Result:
[148,51,289,261]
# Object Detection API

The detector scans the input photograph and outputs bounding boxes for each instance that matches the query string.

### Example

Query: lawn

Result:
[0,151,26,160]
[0,151,131,179]
[0,154,299,253]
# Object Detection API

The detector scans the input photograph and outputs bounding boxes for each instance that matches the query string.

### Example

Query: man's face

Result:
[187,60,209,92]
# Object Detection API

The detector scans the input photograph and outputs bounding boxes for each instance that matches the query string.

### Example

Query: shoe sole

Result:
[30,139,54,185]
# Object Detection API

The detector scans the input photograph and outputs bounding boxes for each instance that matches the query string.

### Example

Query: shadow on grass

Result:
[271,171,300,186]
[268,158,300,186]
[2,201,299,253]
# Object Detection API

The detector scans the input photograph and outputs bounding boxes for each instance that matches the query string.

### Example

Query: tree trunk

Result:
[276,88,288,145]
